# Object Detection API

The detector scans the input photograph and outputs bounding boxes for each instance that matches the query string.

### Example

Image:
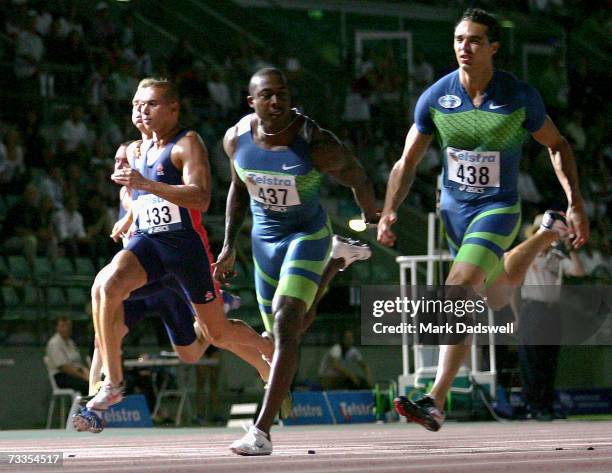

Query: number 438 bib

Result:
[245,172,301,210]
[447,147,500,189]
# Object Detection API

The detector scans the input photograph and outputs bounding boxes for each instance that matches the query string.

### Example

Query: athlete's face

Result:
[131,101,148,135]
[454,20,499,71]
[114,145,129,173]
[247,74,291,124]
[132,86,178,133]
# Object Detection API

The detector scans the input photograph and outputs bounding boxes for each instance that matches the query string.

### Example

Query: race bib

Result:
[244,172,301,211]
[447,147,500,189]
[136,194,183,233]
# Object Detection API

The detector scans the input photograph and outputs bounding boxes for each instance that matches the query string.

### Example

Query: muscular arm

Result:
[311,128,378,221]
[112,132,212,211]
[221,127,250,250]
[532,117,589,247]
[377,125,433,246]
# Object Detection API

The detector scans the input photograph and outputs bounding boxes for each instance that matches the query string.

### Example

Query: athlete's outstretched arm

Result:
[377,125,432,246]
[310,128,378,222]
[532,117,589,248]
[111,132,212,211]
[214,127,251,284]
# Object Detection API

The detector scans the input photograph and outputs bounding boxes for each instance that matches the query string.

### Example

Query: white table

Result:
[123,356,218,426]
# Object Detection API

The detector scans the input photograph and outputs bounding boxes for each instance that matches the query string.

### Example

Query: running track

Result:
[0,421,610,472]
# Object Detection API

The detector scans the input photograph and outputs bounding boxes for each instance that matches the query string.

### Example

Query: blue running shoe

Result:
[72,407,105,433]
[222,291,241,313]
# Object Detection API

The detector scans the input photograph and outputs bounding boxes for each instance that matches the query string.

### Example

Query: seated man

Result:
[46,315,90,394]
[318,329,373,390]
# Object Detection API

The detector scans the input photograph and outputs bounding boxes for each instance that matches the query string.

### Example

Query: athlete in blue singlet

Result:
[378,9,589,432]
[216,68,378,455]
[86,79,274,413]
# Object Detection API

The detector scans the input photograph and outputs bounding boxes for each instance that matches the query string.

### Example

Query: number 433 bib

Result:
[136,194,183,233]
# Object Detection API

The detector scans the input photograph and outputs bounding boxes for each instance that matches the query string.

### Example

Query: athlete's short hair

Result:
[457,8,501,43]
[137,77,179,103]
[248,68,288,95]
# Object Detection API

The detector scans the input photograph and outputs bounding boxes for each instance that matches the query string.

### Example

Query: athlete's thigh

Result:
[454,201,521,286]
[147,290,197,347]
[275,222,332,310]
[252,231,286,322]
[124,233,166,285]
[154,231,218,304]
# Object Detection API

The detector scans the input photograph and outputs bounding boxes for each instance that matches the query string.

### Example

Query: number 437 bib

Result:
[245,172,301,210]
[447,147,500,189]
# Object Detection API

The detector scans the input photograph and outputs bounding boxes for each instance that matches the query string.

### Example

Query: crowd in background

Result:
[0,0,609,279]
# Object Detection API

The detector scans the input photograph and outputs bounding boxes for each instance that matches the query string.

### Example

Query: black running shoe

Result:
[394,395,445,432]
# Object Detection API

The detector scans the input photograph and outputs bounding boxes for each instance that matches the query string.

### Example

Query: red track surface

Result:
[0,421,611,472]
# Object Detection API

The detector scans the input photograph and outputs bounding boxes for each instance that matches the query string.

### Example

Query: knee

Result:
[203,322,229,348]
[273,306,304,346]
[99,270,130,301]
[91,275,104,302]
[176,349,200,364]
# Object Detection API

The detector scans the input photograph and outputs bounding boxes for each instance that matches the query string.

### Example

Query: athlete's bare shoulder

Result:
[171,130,208,169]
[223,114,254,159]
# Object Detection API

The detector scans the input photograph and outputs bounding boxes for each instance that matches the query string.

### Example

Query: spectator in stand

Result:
[1,183,55,268]
[168,37,195,81]
[318,330,373,390]
[19,110,44,169]
[109,61,138,107]
[412,51,434,97]
[46,316,90,394]
[207,69,234,118]
[82,194,114,266]
[59,106,91,155]
[134,43,153,77]
[5,0,28,39]
[88,2,117,48]
[0,127,27,194]
[34,6,53,37]
[86,62,112,107]
[564,110,586,153]
[52,193,87,259]
[39,165,65,210]
[14,11,45,99]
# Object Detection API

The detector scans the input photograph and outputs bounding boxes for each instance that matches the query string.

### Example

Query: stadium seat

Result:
[22,285,42,320]
[7,255,32,279]
[53,257,75,278]
[45,287,67,317]
[66,286,88,310]
[0,285,21,321]
[74,257,95,277]
[4,194,19,209]
[33,257,53,280]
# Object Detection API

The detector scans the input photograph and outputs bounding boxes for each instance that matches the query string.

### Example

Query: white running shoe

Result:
[230,425,273,456]
[86,382,124,411]
[539,210,569,238]
[332,235,372,271]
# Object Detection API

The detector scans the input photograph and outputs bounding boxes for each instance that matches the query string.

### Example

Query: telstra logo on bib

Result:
[438,95,462,109]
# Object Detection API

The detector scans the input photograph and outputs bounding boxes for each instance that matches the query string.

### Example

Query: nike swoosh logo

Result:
[489,104,507,109]
[281,164,302,170]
